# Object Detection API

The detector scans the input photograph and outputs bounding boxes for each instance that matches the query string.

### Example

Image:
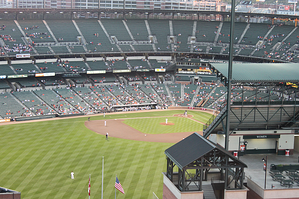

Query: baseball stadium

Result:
[1,2,299,199]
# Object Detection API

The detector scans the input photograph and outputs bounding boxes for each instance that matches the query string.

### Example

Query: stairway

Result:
[202,182,217,199]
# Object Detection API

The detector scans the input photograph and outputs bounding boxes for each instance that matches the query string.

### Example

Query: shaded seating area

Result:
[270,165,299,187]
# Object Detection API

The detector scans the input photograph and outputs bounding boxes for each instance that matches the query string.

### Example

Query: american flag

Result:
[88,175,91,196]
[115,177,125,194]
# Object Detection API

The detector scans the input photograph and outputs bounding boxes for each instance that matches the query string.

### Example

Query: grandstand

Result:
[2,8,299,199]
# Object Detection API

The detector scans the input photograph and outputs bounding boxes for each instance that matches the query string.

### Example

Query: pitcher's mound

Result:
[160,122,174,125]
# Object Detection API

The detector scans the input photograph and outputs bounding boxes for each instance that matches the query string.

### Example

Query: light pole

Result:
[262,156,268,189]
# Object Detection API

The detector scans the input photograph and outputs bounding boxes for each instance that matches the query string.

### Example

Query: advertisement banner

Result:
[16,54,30,58]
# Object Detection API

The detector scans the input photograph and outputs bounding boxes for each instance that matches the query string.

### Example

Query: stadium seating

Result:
[147,20,171,51]
[75,19,118,53]
[151,83,172,106]
[53,88,93,113]
[181,84,198,107]
[73,86,108,112]
[0,92,29,119]
[128,59,150,70]
[46,20,79,42]
[172,20,193,52]
[11,63,39,74]
[125,20,148,41]
[91,85,122,106]
[203,86,227,108]
[167,83,182,106]
[123,84,153,103]
[101,19,132,41]
[33,89,80,115]
[138,83,163,104]
[12,90,55,115]
[106,84,139,105]
[0,79,10,89]
[18,20,55,43]
[87,60,109,70]
[0,64,17,75]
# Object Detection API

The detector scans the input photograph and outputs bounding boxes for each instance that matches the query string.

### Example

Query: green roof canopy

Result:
[211,63,299,82]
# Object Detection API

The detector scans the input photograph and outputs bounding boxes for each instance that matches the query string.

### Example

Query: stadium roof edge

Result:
[211,63,299,83]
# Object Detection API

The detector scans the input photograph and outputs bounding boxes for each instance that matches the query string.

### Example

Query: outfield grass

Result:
[0,110,212,199]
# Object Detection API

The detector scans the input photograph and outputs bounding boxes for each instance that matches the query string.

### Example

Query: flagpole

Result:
[89,174,91,199]
[115,175,117,199]
[101,156,104,199]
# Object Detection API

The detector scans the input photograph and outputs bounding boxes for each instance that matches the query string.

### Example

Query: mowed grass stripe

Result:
[0,110,212,199]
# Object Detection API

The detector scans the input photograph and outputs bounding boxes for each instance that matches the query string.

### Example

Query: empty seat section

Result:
[69,46,86,53]
[101,19,131,41]
[172,20,193,52]
[128,60,150,70]
[133,45,154,51]
[0,64,16,75]
[51,46,69,54]
[0,80,10,89]
[46,20,79,42]
[126,20,148,41]
[35,46,51,54]
[195,21,219,43]
[75,19,118,52]
[87,60,109,70]
[149,60,170,69]
[148,20,171,51]
[11,77,41,88]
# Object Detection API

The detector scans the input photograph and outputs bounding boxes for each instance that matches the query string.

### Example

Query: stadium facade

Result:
[0,0,222,11]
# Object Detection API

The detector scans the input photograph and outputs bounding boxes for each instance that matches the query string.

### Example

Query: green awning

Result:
[211,63,299,82]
